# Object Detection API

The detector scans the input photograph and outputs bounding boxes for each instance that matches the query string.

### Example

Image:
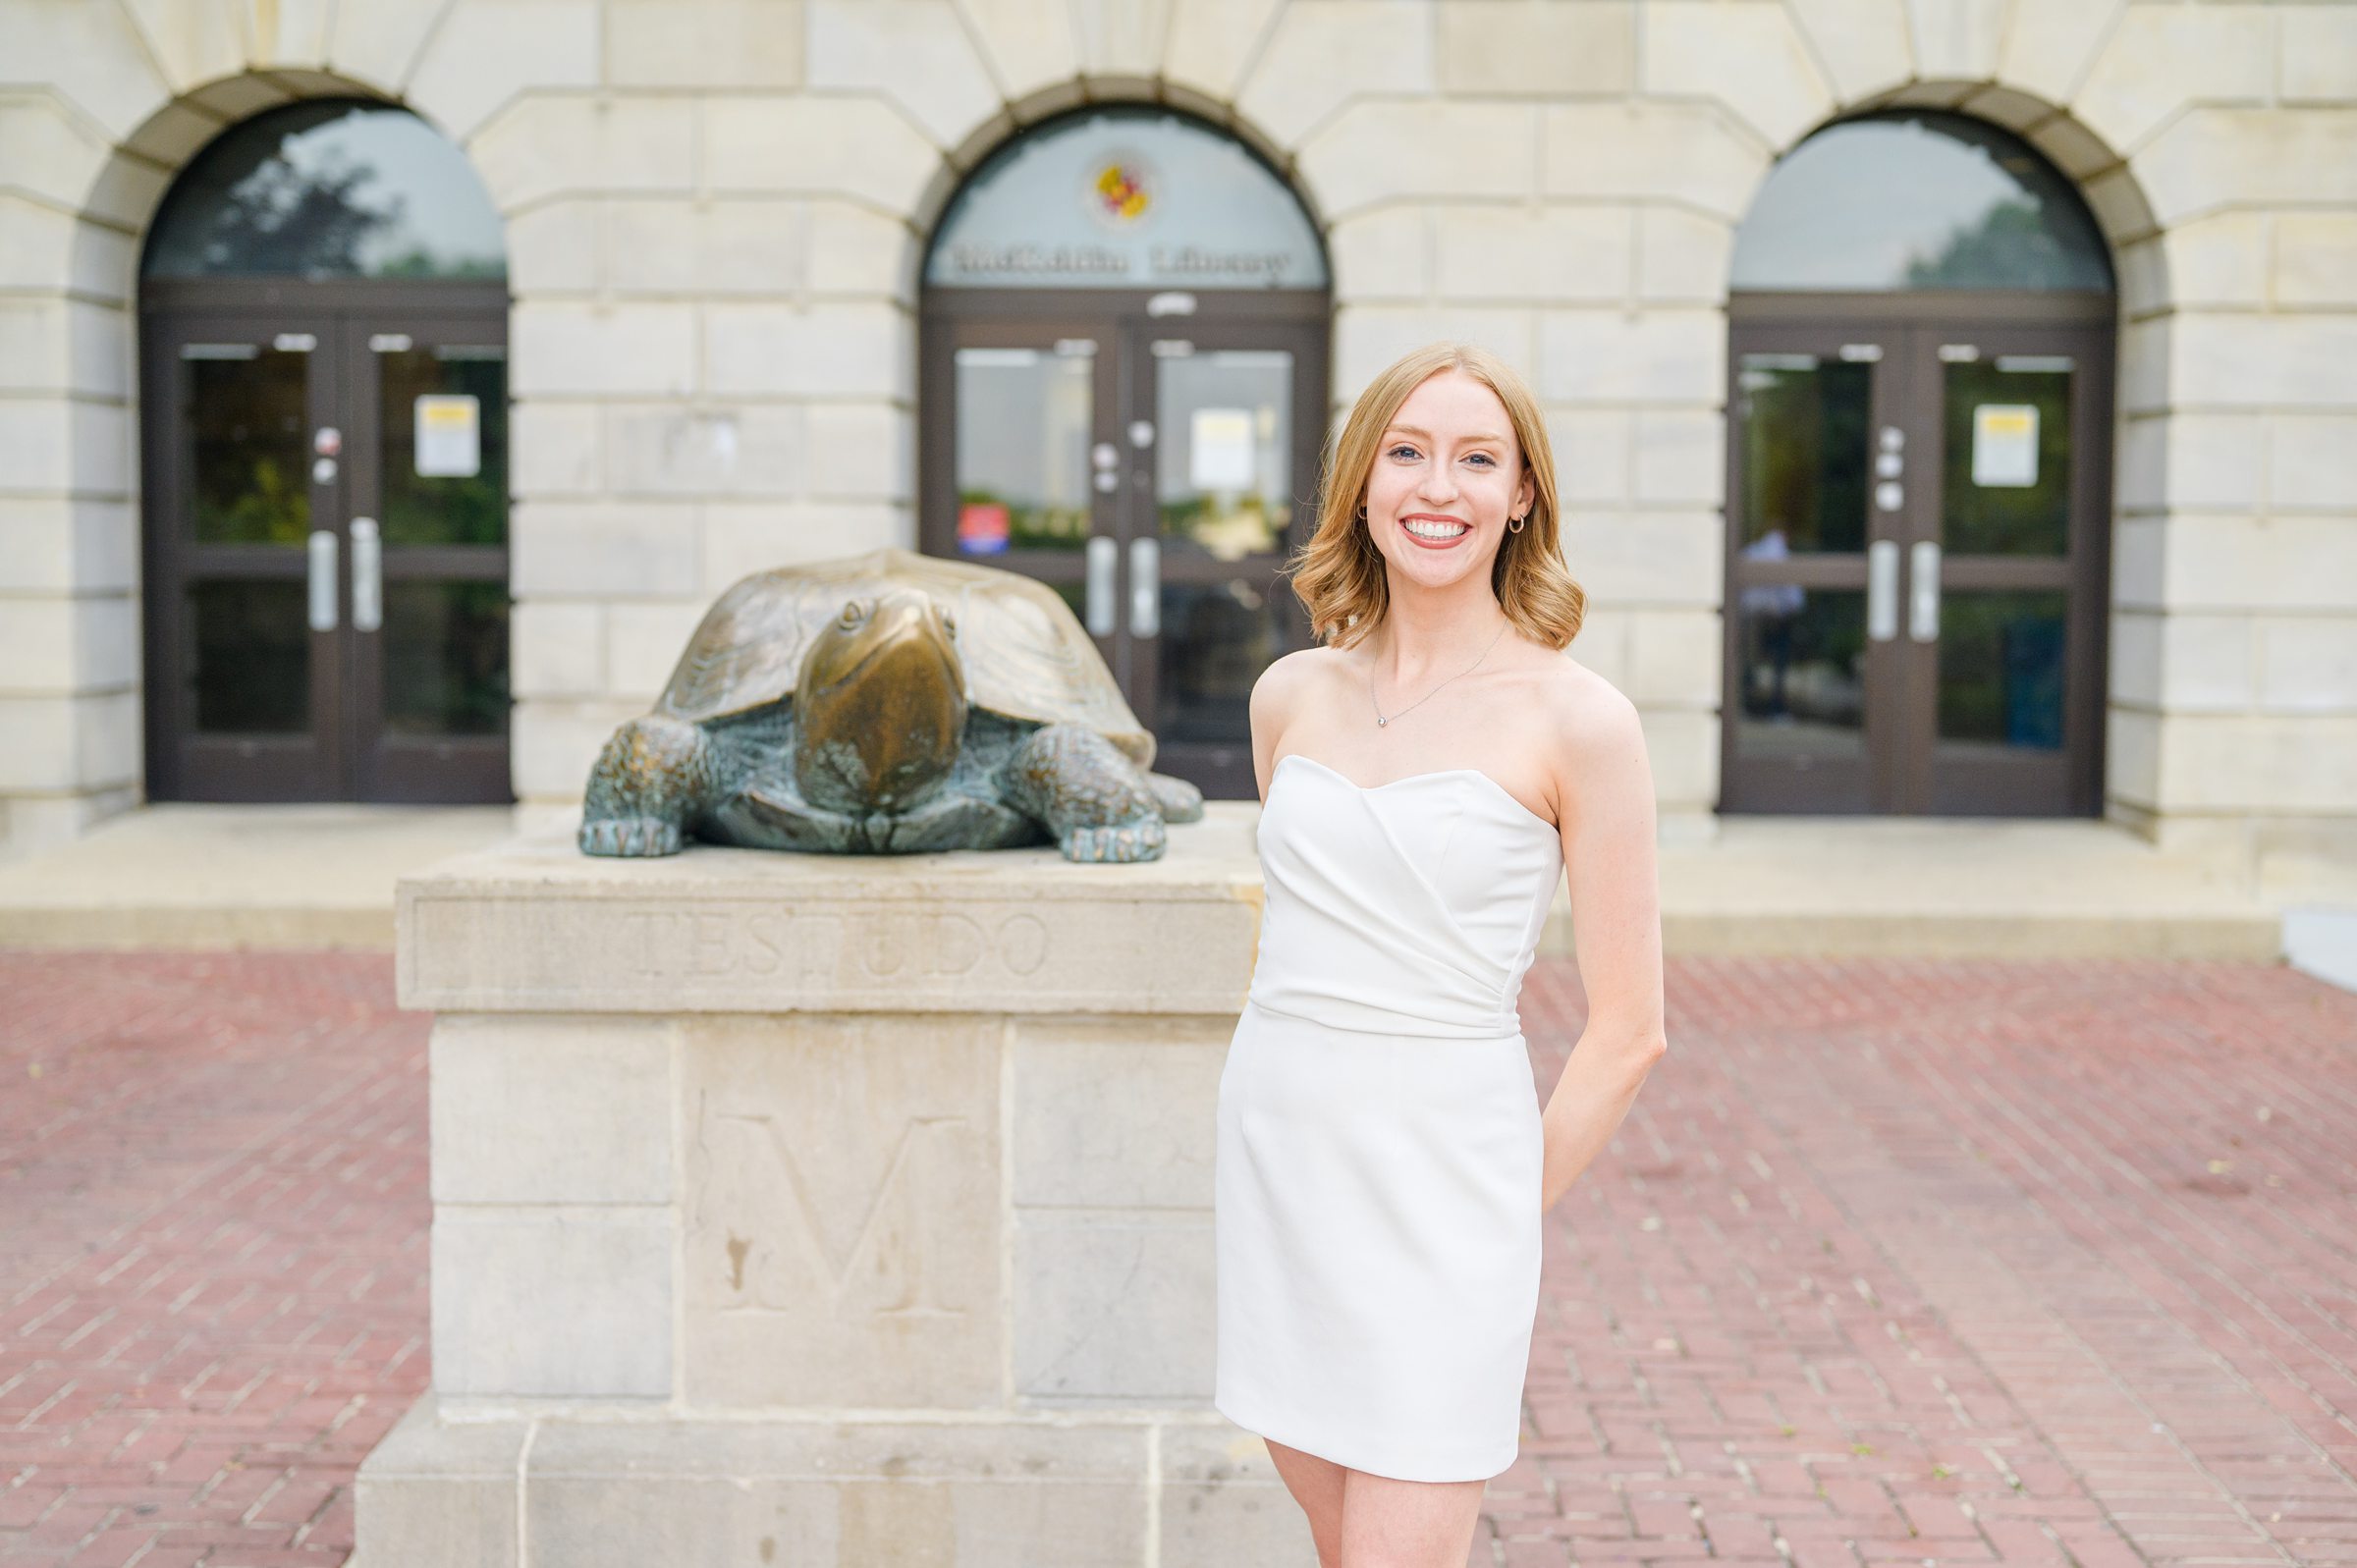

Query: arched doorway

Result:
[917,106,1331,798]
[138,99,512,804]
[1722,111,2115,817]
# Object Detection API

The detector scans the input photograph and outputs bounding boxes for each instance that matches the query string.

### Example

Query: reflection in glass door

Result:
[1724,330,1898,812]
[945,335,1106,633]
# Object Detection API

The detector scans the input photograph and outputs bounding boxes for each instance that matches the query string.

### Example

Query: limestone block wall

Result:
[1,0,2352,858]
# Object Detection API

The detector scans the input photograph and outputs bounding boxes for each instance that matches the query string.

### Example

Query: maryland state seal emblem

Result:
[1090,160,1151,224]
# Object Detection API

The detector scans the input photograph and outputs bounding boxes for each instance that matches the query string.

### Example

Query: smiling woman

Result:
[1213,340,1667,1565]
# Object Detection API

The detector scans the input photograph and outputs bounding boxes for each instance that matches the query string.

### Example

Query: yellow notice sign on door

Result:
[414,394,481,478]
[1971,404,2038,487]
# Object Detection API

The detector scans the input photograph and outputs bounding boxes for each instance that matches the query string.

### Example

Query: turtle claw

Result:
[1059,815,1166,864]
[579,816,685,857]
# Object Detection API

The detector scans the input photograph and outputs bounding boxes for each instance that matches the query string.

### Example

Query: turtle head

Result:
[793,585,968,812]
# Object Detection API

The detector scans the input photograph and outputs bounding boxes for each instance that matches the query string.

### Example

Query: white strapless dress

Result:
[1214,751,1563,1482]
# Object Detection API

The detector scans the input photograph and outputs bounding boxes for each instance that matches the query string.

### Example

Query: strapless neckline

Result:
[1272,752,1557,835]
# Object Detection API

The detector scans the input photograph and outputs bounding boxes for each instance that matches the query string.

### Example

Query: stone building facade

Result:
[2,0,2351,859]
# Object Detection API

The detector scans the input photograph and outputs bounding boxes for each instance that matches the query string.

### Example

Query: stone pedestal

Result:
[353,803,1313,1567]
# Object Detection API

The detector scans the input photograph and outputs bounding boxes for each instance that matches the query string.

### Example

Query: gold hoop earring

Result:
[1354,506,1367,522]
[1507,513,1526,533]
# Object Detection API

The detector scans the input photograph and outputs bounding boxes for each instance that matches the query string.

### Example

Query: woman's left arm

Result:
[1538,678,1669,1215]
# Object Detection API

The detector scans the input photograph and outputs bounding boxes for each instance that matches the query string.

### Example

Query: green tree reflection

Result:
[179,154,401,277]
[1906,198,2092,291]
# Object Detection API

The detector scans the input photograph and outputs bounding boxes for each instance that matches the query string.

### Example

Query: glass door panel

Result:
[1722,332,1899,812]
[347,318,512,802]
[154,323,343,799]
[952,341,1100,557]
[187,345,311,544]
[1127,325,1320,794]
[1150,345,1294,752]
[185,343,313,730]
[1152,578,1294,746]
[1934,589,2068,753]
[377,338,509,546]
[1914,328,2103,815]
[1152,347,1293,562]
[1735,353,1870,555]
[380,579,508,736]
[189,578,311,730]
[1733,586,1869,762]
[1939,355,2073,557]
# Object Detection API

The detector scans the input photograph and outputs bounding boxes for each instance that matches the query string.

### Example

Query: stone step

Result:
[1552,814,2297,960]
[0,800,2332,962]
[0,803,518,951]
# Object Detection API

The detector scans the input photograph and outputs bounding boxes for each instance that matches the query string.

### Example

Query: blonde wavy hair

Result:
[1285,342,1585,650]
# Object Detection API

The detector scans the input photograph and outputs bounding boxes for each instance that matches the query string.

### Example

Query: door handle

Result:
[1084,535,1117,636]
[1867,539,1898,641]
[306,529,339,630]
[351,516,382,632]
[1129,535,1159,638]
[1909,541,1941,641]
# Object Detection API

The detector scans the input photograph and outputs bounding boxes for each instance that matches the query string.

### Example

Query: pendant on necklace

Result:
[1376,717,1388,727]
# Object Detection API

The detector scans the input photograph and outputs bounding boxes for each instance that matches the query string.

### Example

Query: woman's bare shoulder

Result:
[1250,644,1343,719]
[1531,649,1647,765]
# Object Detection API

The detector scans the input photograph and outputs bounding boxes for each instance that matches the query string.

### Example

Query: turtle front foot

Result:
[1060,815,1166,864]
[577,713,714,859]
[578,816,685,857]
[1002,723,1173,863]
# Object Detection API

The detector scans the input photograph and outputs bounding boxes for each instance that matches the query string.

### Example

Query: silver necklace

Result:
[1370,618,1509,728]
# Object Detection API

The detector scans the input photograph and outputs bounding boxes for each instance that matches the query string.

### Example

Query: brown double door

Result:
[1722,297,2113,816]
[140,281,511,803]
[920,290,1329,797]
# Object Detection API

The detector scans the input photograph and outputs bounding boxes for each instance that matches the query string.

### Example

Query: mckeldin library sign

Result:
[942,243,1306,286]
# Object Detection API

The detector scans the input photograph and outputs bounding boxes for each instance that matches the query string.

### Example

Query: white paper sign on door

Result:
[1189,407,1255,491]
[1971,405,2038,487]
[414,394,481,478]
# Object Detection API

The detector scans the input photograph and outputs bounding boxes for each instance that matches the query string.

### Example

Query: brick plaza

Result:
[2,950,2351,1567]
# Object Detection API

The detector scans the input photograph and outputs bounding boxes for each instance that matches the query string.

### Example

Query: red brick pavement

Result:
[1506,957,2357,1568]
[1,951,2352,1567]
[0,954,426,1567]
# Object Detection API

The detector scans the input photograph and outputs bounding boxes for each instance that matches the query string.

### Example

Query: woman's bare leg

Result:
[1339,1468,1488,1568]
[1263,1437,1349,1566]
[1262,1435,1491,1568]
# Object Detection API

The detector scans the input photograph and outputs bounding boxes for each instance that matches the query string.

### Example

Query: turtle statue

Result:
[576,547,1205,863]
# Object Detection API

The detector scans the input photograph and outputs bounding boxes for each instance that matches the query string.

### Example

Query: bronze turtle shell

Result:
[651,546,1156,768]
